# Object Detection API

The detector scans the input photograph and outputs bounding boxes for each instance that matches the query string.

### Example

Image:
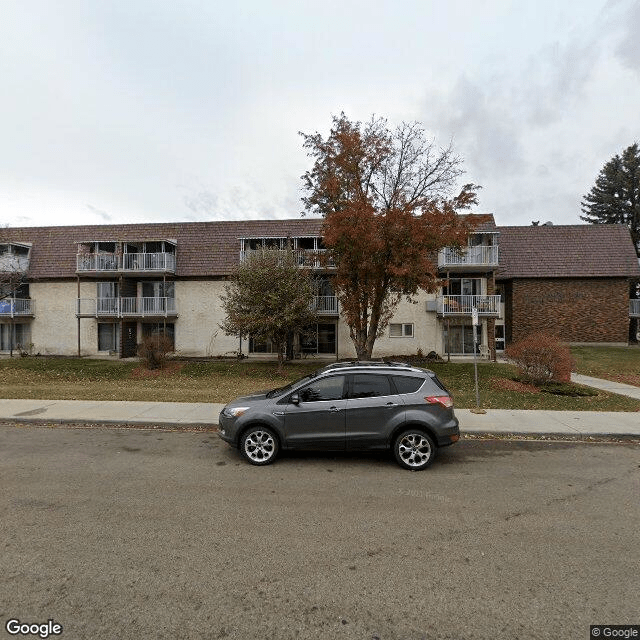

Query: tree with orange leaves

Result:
[300,113,479,360]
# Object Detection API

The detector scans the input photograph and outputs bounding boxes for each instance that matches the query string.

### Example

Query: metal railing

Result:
[0,255,30,272]
[438,245,499,268]
[0,298,34,316]
[240,249,334,268]
[77,252,176,273]
[77,297,177,317]
[437,295,501,316]
[630,300,640,317]
[313,295,339,315]
[122,252,176,272]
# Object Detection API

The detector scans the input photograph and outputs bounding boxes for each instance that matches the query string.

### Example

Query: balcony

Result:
[438,246,499,271]
[77,297,177,318]
[0,298,34,317]
[631,300,640,317]
[313,295,339,315]
[437,295,501,316]
[240,249,334,268]
[76,252,176,274]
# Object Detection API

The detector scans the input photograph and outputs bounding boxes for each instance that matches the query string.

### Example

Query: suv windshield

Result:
[265,371,318,398]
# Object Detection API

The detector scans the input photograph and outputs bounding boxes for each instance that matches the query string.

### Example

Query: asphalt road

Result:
[1,424,638,640]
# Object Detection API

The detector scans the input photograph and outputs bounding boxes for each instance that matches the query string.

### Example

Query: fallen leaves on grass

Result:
[131,362,184,379]
[489,378,540,394]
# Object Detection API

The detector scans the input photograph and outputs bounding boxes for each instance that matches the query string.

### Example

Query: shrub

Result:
[137,332,174,370]
[505,332,574,385]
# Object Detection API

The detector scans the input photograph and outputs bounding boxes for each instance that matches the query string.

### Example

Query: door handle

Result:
[385,402,397,407]
[329,406,342,412]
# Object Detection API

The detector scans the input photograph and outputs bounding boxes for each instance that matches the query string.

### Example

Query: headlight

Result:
[223,406,250,418]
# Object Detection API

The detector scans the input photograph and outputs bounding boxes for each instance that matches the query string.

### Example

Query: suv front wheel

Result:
[393,429,436,470]
[240,426,279,465]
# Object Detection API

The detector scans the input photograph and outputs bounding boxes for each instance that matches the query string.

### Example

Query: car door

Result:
[283,374,347,450]
[345,373,405,450]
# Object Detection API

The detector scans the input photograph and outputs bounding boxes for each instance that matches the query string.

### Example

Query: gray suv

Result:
[218,361,459,470]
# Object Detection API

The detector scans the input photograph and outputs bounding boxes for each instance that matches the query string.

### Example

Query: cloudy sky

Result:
[1,0,638,228]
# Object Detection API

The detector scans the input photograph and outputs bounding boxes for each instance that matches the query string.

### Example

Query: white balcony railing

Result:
[437,295,501,316]
[122,252,176,272]
[77,252,176,273]
[0,255,30,272]
[630,300,640,317]
[313,295,339,315]
[0,298,34,316]
[240,249,334,268]
[438,245,499,269]
[77,297,177,317]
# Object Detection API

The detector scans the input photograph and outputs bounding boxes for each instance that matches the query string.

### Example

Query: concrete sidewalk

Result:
[571,373,640,401]
[0,398,638,437]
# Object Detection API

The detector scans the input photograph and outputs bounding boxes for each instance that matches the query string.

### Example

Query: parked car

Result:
[218,361,459,470]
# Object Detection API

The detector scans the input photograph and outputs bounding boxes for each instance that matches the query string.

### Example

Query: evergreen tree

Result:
[581,142,640,256]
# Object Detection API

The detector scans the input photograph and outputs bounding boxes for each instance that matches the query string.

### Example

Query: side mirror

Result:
[290,393,300,405]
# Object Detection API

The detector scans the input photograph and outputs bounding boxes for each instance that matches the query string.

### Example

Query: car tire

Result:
[393,429,436,471]
[240,426,279,466]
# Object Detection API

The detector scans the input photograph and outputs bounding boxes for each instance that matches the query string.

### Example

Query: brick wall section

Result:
[510,278,630,343]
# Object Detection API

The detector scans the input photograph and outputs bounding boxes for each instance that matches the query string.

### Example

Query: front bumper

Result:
[217,413,236,445]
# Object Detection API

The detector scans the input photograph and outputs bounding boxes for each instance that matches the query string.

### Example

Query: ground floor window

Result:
[98,323,120,352]
[0,323,30,351]
[443,323,480,355]
[142,322,175,349]
[300,323,336,355]
[249,336,277,354]
[389,323,414,338]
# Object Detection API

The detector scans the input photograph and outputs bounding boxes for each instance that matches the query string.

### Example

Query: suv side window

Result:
[391,375,425,394]
[350,374,392,399]
[297,375,345,402]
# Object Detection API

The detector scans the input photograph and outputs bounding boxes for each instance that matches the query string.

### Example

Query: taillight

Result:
[425,396,453,408]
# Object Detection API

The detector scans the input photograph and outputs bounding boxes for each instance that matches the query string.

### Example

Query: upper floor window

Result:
[443,278,484,296]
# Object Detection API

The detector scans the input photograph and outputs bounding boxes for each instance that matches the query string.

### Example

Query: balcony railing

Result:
[630,300,640,317]
[313,295,339,315]
[0,298,34,317]
[437,295,501,316]
[122,252,176,272]
[77,297,177,317]
[240,249,334,268]
[76,252,176,273]
[0,255,30,272]
[438,246,499,269]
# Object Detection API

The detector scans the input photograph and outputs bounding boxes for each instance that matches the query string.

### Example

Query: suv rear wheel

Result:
[240,426,279,465]
[393,429,436,470]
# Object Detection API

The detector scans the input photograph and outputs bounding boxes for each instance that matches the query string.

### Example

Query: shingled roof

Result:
[0,213,495,279]
[496,224,640,279]
[0,219,325,279]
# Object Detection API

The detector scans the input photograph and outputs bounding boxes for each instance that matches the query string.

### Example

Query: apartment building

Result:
[1,218,638,359]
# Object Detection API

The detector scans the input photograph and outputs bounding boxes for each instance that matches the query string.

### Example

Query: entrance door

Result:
[495,325,505,352]
[122,322,137,357]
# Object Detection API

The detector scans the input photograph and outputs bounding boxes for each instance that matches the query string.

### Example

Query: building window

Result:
[142,323,175,349]
[389,323,414,338]
[98,323,119,352]
[443,278,483,296]
[0,323,30,351]
[300,323,336,354]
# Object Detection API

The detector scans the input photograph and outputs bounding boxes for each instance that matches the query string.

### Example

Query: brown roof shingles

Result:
[496,224,640,279]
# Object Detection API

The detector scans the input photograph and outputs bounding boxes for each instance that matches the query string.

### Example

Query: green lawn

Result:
[571,345,640,387]
[1,356,639,411]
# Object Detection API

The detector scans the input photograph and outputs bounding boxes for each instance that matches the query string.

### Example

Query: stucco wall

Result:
[174,280,240,357]
[30,281,98,356]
